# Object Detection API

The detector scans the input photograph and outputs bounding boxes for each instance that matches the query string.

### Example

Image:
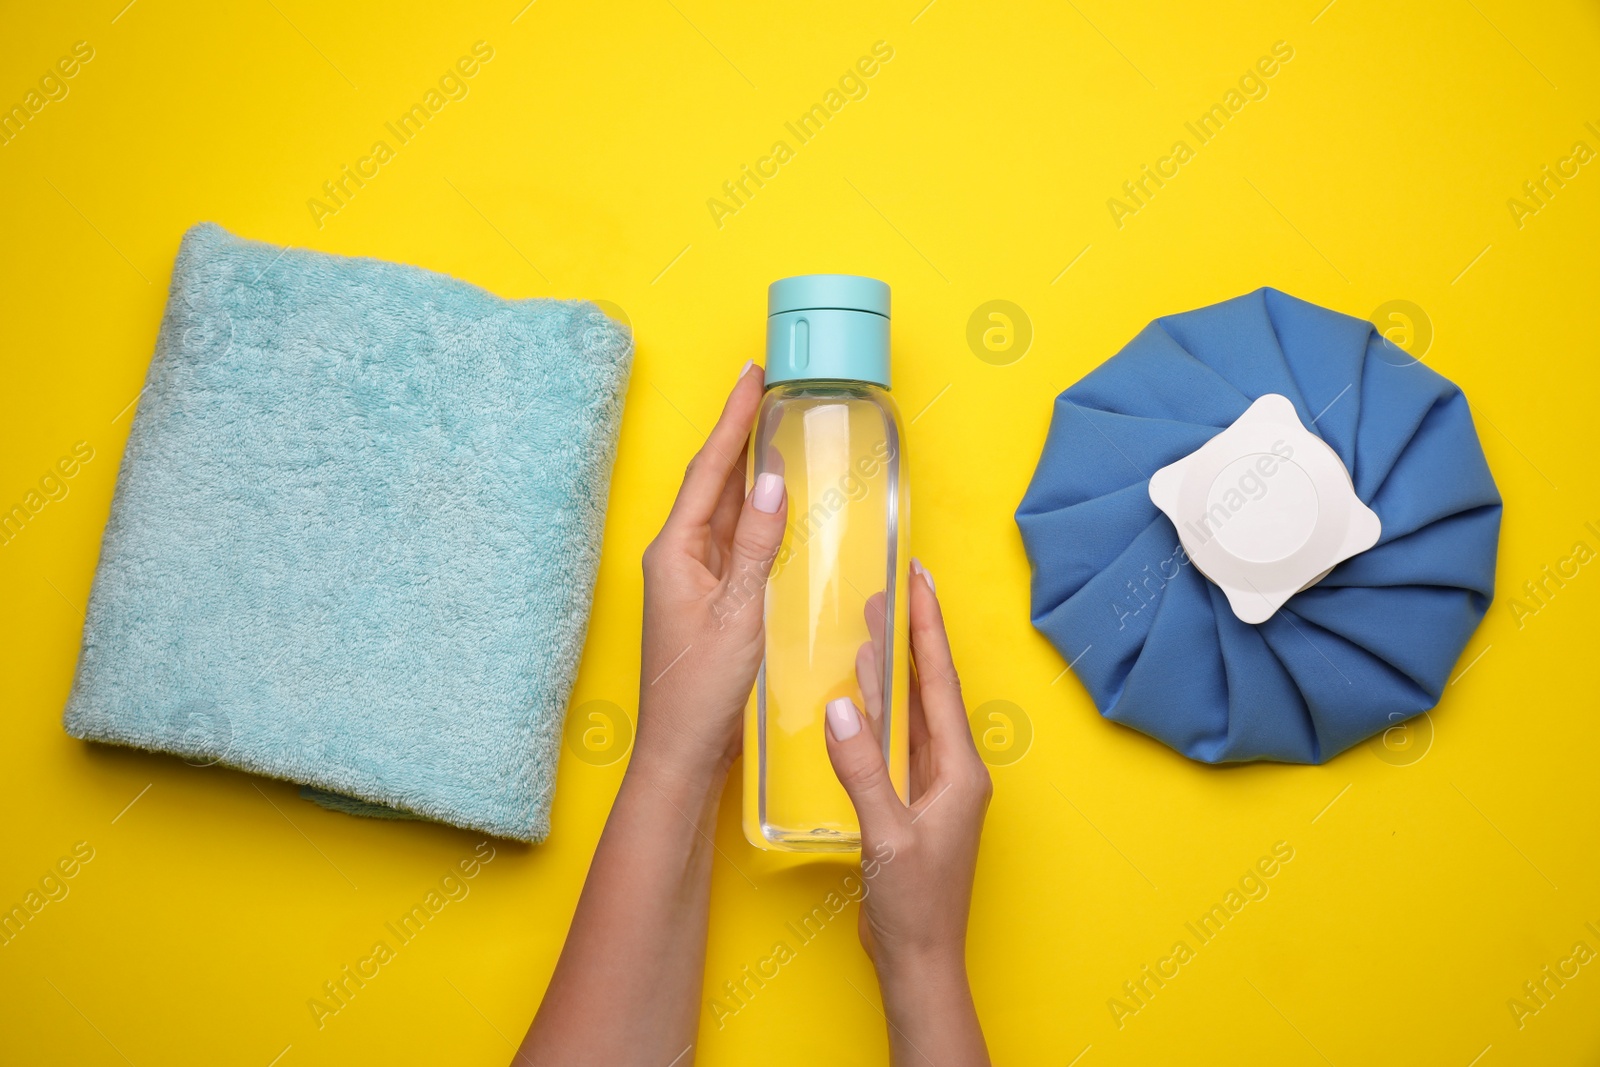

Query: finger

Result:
[706,446,748,574]
[861,587,934,797]
[906,676,933,801]
[863,590,887,664]
[853,592,888,728]
[720,472,788,606]
[663,363,764,535]
[854,639,883,728]
[907,559,978,759]
[824,697,906,837]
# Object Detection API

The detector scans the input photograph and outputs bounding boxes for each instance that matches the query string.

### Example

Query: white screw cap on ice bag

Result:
[1148,393,1381,625]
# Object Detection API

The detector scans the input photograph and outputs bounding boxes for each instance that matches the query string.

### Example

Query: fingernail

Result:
[753,472,784,514]
[739,359,757,379]
[826,697,862,741]
[912,557,936,593]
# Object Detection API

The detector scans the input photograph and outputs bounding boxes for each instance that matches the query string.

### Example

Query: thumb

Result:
[824,697,906,838]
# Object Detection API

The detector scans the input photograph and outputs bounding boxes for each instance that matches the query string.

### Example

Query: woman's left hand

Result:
[631,363,788,788]
[519,363,789,1064]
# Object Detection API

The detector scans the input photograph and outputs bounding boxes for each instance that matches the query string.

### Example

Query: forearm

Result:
[517,755,727,1066]
[876,952,989,1067]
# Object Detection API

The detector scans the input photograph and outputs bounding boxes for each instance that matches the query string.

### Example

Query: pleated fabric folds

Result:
[1015,289,1501,764]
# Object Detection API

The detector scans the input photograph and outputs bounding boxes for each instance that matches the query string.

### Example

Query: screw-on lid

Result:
[765,274,892,389]
[768,274,891,318]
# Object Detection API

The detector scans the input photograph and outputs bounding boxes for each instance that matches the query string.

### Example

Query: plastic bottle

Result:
[743,275,910,852]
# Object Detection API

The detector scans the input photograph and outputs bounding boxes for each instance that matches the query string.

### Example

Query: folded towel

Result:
[64,223,633,841]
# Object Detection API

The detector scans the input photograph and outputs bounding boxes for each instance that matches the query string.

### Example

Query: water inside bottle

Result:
[744,384,910,850]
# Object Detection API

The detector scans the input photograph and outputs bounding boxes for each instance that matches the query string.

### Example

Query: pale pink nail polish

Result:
[753,472,784,513]
[826,697,861,741]
[739,359,757,378]
[912,557,935,593]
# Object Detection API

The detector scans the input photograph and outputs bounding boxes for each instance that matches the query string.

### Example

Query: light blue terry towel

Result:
[63,223,633,842]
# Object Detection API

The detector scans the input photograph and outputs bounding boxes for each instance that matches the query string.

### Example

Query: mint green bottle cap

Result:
[765,274,891,389]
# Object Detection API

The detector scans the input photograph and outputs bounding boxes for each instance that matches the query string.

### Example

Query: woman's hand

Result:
[631,362,787,790]
[519,365,788,1066]
[825,562,992,1065]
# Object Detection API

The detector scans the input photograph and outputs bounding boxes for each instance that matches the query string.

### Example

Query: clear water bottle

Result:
[743,275,910,852]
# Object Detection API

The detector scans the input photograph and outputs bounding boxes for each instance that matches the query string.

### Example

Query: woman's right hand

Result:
[823,560,992,1065]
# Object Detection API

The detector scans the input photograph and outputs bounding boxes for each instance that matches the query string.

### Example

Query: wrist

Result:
[873,942,969,990]
[623,743,732,811]
[631,693,742,789]
[874,946,976,1030]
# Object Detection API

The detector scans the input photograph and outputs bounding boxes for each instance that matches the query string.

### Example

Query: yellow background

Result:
[3,0,1598,1063]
